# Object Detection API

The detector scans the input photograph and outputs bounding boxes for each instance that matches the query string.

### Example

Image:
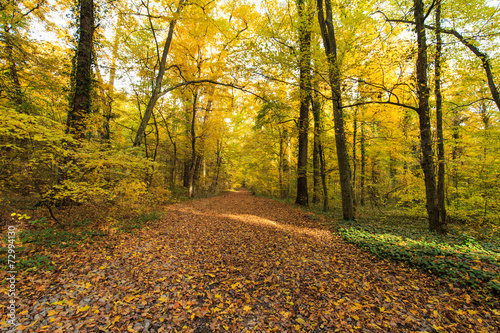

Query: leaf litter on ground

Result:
[1,189,499,332]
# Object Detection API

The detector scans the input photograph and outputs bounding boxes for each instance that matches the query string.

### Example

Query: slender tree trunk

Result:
[279,128,285,198]
[295,0,313,206]
[213,139,222,192]
[435,0,447,226]
[187,92,198,197]
[414,0,445,233]
[316,0,355,220]
[352,109,357,205]
[312,94,321,204]
[133,0,186,147]
[360,121,366,206]
[67,0,95,140]
[319,138,328,211]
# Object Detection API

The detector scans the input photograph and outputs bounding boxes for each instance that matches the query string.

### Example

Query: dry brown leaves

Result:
[1,189,499,332]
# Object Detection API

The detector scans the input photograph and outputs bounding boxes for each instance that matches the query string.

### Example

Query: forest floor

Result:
[1,189,500,332]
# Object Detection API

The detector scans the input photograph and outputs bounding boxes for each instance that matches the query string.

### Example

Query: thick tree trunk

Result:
[435,0,447,226]
[414,0,445,233]
[295,0,313,206]
[316,0,355,220]
[67,0,94,140]
[4,30,25,113]
[133,0,185,147]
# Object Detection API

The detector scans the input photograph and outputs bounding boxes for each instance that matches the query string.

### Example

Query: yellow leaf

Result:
[353,315,359,321]
[223,325,229,330]
[283,311,291,318]
[124,295,135,303]
[19,310,28,315]
[468,310,477,315]
[77,305,90,313]
[477,318,482,323]
[243,305,251,312]
[85,282,91,289]
[158,296,169,303]
[215,293,222,298]
[191,313,196,320]
[231,282,240,289]
[296,318,306,325]
[112,315,120,324]
[47,310,58,316]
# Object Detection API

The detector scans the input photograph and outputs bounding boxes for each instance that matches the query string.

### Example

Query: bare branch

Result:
[342,100,418,112]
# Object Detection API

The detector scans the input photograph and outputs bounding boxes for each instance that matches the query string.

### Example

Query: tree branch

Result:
[158,79,266,101]
[342,100,418,112]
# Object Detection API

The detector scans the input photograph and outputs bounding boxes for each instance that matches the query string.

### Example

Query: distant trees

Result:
[0,0,498,231]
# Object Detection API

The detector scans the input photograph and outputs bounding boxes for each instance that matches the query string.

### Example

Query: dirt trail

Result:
[4,189,499,332]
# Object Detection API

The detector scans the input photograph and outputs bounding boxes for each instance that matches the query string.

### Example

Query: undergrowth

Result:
[322,209,500,296]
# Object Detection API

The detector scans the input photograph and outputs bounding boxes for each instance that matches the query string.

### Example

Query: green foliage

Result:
[18,226,106,248]
[336,218,500,294]
[118,211,161,233]
[18,254,54,272]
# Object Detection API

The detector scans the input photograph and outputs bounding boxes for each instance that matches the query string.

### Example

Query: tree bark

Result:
[295,0,313,206]
[312,94,321,204]
[434,0,447,227]
[414,0,445,233]
[316,0,355,220]
[360,121,366,206]
[133,0,186,147]
[187,92,198,198]
[67,0,94,140]
[352,108,357,205]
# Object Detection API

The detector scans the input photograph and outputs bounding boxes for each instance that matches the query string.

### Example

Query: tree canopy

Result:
[1,0,500,231]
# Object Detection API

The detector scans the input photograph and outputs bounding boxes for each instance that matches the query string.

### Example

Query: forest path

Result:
[9,189,499,332]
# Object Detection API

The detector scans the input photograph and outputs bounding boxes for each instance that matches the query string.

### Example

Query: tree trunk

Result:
[67,0,94,140]
[279,128,286,198]
[312,94,321,204]
[352,109,357,205]
[295,0,313,206]
[360,121,366,206]
[316,0,355,220]
[187,92,198,198]
[434,0,447,226]
[4,29,25,113]
[414,0,445,233]
[319,137,329,211]
[133,0,186,147]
